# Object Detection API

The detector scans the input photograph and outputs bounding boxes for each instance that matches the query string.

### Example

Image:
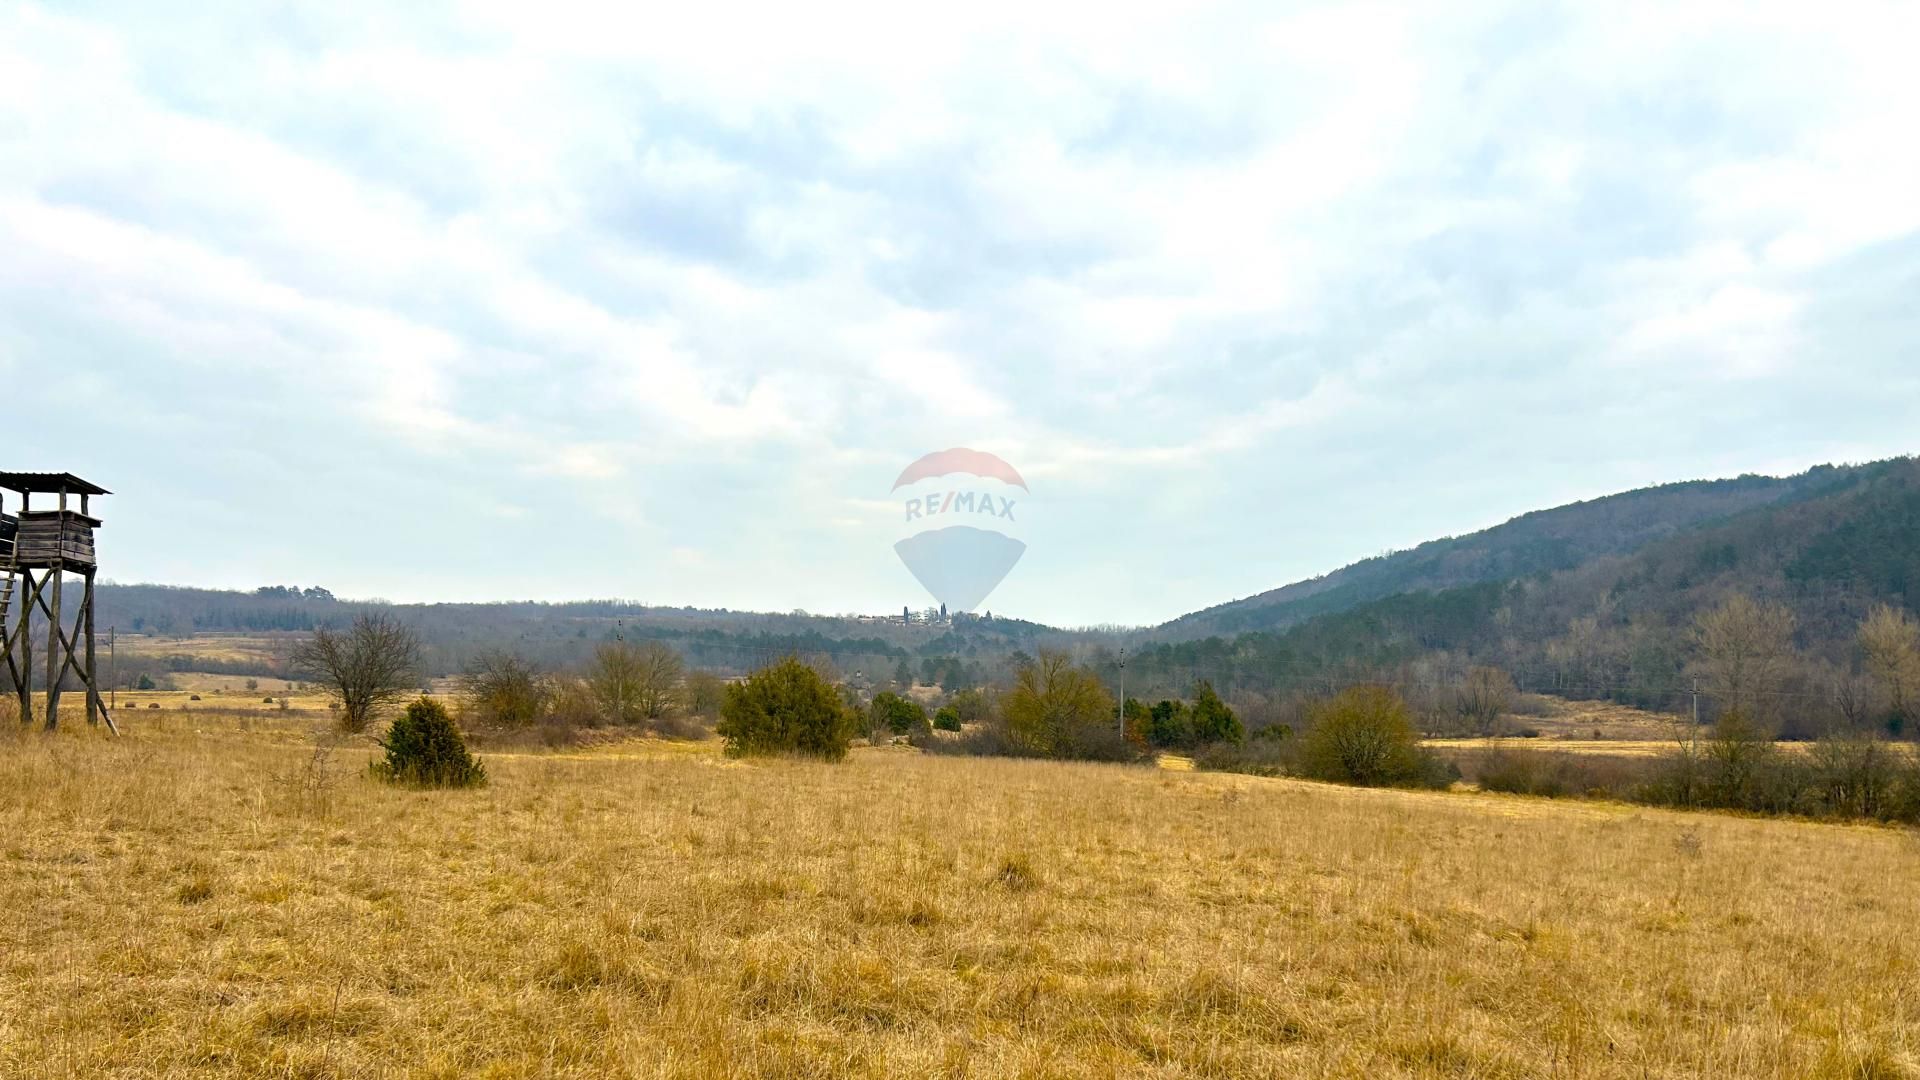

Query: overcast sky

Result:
[4,1,1917,626]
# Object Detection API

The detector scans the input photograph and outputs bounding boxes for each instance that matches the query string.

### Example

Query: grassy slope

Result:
[1,720,1917,1078]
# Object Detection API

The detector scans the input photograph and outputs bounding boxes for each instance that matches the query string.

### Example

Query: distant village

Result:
[850,604,995,627]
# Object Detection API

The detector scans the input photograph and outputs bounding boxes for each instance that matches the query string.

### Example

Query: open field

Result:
[2,715,1918,1078]
[1428,737,1681,758]
[1427,737,1826,760]
[111,634,292,668]
[23,684,457,726]
[1500,698,1690,742]
[1425,698,1813,760]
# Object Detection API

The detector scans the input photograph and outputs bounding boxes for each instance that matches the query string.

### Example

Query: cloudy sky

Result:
[4,1,1917,626]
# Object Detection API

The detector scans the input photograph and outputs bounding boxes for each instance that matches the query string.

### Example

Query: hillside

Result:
[1159,462,1883,639]
[1124,457,1920,726]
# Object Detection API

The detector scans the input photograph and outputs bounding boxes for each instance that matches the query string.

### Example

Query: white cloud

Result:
[1620,285,1803,379]
[3,0,1917,622]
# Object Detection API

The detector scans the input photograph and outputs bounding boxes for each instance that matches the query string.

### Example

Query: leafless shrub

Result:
[461,649,552,728]
[273,735,342,817]
[588,641,685,725]
[291,613,422,733]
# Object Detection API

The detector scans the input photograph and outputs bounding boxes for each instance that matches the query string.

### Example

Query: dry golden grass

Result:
[1433,697,1812,758]
[1522,699,1685,741]
[1427,738,1822,759]
[1426,737,1689,759]
[2,716,1918,1078]
[113,634,290,667]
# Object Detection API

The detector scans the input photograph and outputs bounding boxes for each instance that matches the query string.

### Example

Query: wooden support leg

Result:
[2,568,46,661]
[2,575,18,710]
[84,572,97,727]
[5,570,53,724]
[45,568,62,731]
[52,623,117,735]
[18,569,31,725]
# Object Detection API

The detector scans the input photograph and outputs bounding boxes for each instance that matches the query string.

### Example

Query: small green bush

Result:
[372,697,486,788]
[933,706,962,732]
[1298,686,1454,789]
[870,691,928,737]
[947,688,995,726]
[717,656,857,761]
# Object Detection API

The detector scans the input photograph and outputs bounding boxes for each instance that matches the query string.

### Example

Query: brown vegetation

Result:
[291,613,422,733]
[1,716,1917,1077]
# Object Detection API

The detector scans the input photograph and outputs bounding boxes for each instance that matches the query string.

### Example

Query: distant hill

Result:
[92,585,1063,685]
[1158,462,1887,639]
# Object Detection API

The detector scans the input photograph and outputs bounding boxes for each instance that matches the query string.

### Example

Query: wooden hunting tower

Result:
[0,472,115,732]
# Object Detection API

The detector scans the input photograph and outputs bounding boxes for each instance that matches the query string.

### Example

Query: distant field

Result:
[1427,737,1682,758]
[1430,698,1815,760]
[111,634,291,667]
[1,716,1916,1077]
[1504,697,1688,741]
[21,684,454,727]
[1429,737,1823,760]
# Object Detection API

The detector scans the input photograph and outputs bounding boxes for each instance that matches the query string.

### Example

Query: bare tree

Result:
[1859,604,1920,732]
[292,613,422,733]
[1456,666,1515,736]
[588,640,685,724]
[1829,666,1878,729]
[1547,616,1616,697]
[461,648,551,728]
[1691,593,1796,723]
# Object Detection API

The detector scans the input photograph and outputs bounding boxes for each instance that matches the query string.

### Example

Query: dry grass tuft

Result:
[174,870,216,905]
[1,716,1918,1077]
[992,853,1039,892]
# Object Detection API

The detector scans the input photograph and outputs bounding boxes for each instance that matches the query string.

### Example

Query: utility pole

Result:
[1691,677,1700,727]
[1117,647,1127,736]
[109,626,116,710]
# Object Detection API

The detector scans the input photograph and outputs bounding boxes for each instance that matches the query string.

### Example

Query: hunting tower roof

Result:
[0,472,111,497]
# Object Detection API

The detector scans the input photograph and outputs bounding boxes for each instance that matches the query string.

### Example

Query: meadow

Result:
[2,708,1917,1078]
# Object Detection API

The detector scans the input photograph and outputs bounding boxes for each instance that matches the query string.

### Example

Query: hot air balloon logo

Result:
[891,448,1028,613]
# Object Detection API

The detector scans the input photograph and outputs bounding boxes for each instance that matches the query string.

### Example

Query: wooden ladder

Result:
[0,559,13,627]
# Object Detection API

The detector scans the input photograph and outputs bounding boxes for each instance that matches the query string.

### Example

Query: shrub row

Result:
[1198,686,1457,790]
[1453,721,1920,824]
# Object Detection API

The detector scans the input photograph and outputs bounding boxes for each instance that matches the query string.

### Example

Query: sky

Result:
[3,0,1918,627]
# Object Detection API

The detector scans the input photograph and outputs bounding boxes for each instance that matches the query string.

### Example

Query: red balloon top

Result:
[891,448,1028,491]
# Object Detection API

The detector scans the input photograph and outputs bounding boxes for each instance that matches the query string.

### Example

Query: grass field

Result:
[111,634,293,667]
[2,712,1917,1078]
[1427,698,1783,760]
[1426,737,1683,758]
[1517,699,1688,742]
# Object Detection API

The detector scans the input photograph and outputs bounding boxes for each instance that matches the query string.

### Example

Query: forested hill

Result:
[1117,456,1920,726]
[1158,461,1887,640]
[93,586,1061,683]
